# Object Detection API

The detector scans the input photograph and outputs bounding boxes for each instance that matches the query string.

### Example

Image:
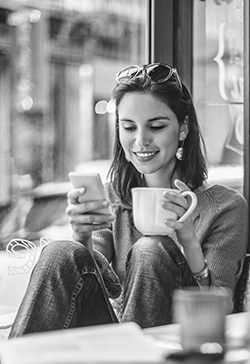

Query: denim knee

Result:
[125,235,191,287]
[35,240,95,277]
[122,236,185,327]
[127,236,198,289]
[10,240,117,336]
[126,235,180,267]
[132,236,163,253]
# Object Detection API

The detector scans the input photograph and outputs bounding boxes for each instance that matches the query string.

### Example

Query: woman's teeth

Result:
[135,152,156,158]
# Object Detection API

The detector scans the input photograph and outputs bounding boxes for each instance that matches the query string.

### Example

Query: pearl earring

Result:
[176,140,185,161]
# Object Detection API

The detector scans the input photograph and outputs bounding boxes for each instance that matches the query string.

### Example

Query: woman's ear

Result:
[179,116,189,141]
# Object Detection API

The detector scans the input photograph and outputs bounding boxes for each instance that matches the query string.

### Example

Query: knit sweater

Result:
[93,183,248,311]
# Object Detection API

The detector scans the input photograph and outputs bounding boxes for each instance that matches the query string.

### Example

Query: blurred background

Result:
[0,0,246,249]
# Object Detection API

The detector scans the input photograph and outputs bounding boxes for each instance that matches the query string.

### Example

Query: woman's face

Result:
[118,92,186,184]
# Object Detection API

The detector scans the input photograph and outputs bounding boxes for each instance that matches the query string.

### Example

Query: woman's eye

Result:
[122,125,136,131]
[150,125,165,131]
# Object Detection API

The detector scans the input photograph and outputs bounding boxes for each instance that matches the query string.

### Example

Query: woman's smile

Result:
[133,150,159,161]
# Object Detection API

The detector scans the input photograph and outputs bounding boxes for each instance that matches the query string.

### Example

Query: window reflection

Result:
[193,0,244,192]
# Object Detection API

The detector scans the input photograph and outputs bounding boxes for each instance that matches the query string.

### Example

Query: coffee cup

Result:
[132,187,197,236]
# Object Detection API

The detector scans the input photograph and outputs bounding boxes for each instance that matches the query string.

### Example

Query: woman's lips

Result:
[133,151,159,161]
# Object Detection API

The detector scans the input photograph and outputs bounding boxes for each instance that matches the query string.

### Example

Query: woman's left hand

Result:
[162,179,197,248]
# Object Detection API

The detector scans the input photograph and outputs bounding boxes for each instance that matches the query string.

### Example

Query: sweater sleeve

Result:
[91,182,120,262]
[92,228,114,262]
[201,186,248,311]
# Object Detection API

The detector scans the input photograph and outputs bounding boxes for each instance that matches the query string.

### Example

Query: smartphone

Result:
[68,172,112,215]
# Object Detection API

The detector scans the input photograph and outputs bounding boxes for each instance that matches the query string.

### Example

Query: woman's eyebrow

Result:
[119,118,134,122]
[148,116,170,122]
[119,116,170,122]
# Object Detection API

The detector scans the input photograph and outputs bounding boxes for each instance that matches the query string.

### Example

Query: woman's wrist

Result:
[183,242,211,286]
[193,260,210,282]
[183,239,207,274]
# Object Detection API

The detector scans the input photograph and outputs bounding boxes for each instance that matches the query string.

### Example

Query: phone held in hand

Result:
[68,172,112,215]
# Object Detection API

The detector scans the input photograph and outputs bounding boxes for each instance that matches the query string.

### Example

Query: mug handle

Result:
[177,191,197,223]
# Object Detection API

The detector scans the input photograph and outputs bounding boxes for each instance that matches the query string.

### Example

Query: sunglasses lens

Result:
[116,64,182,90]
[147,64,172,82]
[116,66,139,83]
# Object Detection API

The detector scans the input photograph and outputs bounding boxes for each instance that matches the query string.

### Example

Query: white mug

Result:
[132,187,197,236]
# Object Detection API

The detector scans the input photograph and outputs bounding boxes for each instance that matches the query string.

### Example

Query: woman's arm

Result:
[162,180,211,285]
[201,189,248,290]
[163,182,248,292]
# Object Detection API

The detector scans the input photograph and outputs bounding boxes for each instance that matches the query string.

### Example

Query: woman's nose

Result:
[135,129,151,148]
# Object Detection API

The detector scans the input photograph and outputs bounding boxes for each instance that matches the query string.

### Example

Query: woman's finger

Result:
[69,212,114,225]
[66,200,113,217]
[174,179,191,192]
[67,188,85,204]
[163,191,189,210]
[72,221,112,234]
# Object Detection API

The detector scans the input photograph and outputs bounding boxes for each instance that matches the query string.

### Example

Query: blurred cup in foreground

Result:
[173,288,229,354]
[132,187,197,236]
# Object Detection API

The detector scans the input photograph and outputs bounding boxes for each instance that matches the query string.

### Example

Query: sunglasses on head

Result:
[115,63,182,90]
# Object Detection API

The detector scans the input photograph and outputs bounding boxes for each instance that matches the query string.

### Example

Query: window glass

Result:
[193,0,244,193]
[0,0,147,246]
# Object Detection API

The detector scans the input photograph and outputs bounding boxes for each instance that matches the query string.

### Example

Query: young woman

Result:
[9,63,248,336]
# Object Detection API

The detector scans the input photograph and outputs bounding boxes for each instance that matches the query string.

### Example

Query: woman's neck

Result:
[143,170,180,189]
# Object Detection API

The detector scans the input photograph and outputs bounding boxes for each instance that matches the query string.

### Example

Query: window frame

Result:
[148,0,249,248]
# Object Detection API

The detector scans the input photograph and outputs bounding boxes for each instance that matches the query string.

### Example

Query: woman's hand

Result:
[163,180,209,281]
[161,179,197,249]
[66,187,115,243]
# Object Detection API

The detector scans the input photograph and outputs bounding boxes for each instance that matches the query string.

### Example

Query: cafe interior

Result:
[0,0,249,363]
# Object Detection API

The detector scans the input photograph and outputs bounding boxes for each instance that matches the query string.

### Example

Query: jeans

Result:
[9,236,197,337]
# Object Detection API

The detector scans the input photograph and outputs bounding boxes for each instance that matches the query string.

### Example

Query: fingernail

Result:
[103,200,109,206]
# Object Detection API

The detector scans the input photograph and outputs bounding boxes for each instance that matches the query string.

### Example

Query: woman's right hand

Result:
[66,187,115,243]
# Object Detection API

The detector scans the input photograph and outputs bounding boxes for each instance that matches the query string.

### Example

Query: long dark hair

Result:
[108,66,207,208]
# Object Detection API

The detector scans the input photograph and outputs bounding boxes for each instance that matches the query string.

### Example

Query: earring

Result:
[176,140,185,161]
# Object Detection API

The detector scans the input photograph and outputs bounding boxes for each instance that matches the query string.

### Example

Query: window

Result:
[0,0,147,246]
[193,0,244,192]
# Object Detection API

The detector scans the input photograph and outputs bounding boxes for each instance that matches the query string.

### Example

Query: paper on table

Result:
[0,322,167,364]
[144,323,182,353]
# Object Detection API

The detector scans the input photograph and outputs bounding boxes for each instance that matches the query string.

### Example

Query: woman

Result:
[9,63,248,336]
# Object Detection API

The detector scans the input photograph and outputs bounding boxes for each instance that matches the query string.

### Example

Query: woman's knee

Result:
[37,240,94,272]
[131,236,175,256]
[126,236,167,268]
[127,235,184,271]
